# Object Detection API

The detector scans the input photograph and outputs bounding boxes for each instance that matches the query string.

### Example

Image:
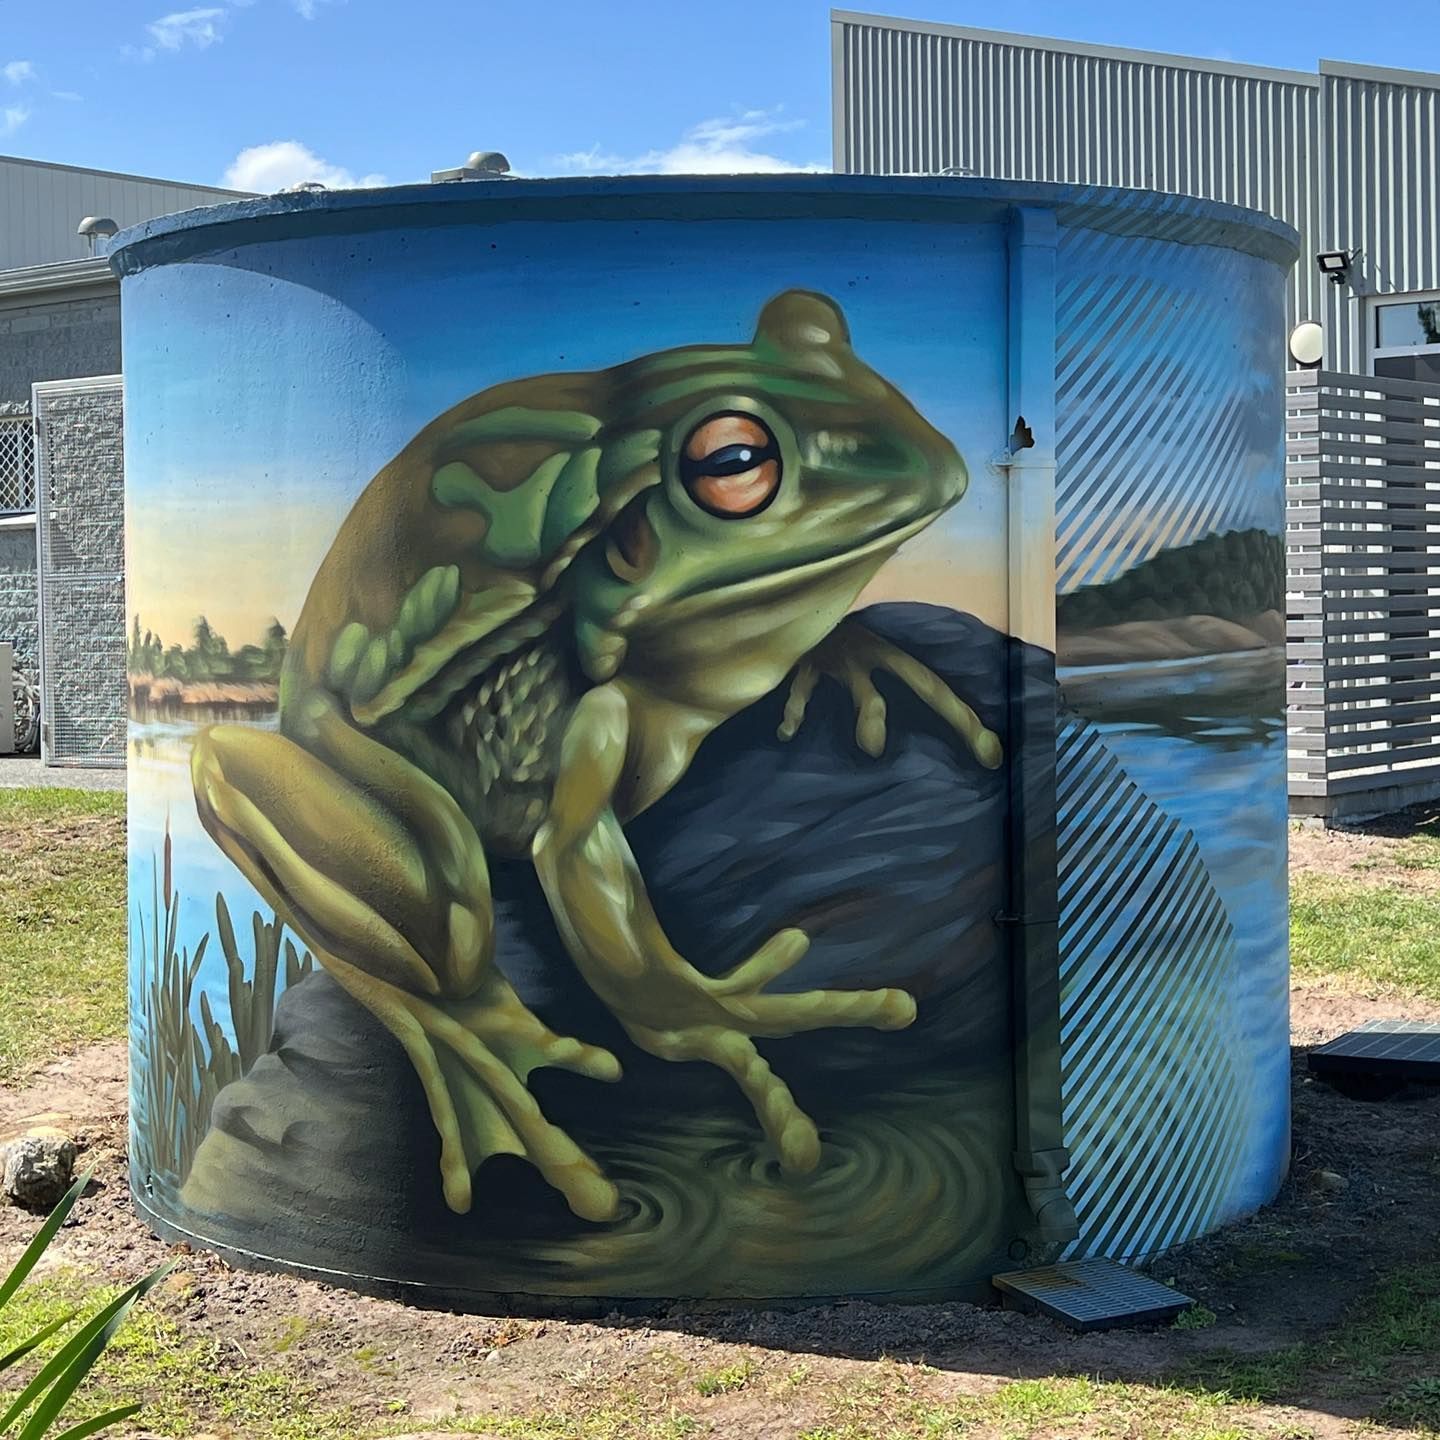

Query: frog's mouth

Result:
[663,509,940,617]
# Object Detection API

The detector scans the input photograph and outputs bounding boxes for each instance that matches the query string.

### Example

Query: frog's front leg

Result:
[532,685,916,1174]
[189,707,621,1221]
[779,616,1004,769]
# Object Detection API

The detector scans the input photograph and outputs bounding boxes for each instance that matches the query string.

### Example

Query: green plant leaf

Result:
[0,1311,78,1373]
[0,1169,93,1313]
[2,1262,170,1436]
[48,1405,142,1440]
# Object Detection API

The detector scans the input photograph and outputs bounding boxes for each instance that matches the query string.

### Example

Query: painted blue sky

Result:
[123,215,1015,645]
[3,2,1438,192]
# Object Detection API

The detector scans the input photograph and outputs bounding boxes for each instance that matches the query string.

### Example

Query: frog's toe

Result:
[975,729,1004,769]
[777,661,819,742]
[556,1165,622,1224]
[548,1035,624,1083]
[778,1114,822,1174]
[744,984,917,1035]
[850,673,888,757]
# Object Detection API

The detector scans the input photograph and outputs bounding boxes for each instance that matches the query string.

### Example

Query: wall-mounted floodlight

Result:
[1315,250,1353,285]
[77,216,119,255]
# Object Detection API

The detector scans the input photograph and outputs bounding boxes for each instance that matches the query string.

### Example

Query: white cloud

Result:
[2,105,29,137]
[51,90,83,102]
[3,60,35,86]
[127,7,228,60]
[222,139,385,193]
[553,109,828,176]
[292,0,343,17]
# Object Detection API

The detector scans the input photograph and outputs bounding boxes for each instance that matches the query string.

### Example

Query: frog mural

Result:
[187,289,1007,1227]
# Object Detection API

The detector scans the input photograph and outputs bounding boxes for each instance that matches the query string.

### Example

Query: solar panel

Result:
[1309,1021,1440,1091]
[991,1258,1195,1331]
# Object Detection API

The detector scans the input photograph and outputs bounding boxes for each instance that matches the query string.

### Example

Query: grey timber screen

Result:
[1287,367,1440,816]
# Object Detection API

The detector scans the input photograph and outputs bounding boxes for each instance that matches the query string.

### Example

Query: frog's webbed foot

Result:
[618,927,916,1174]
[323,958,623,1221]
[191,717,622,1222]
[778,617,1003,769]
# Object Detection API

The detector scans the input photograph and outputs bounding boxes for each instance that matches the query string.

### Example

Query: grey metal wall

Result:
[0,155,242,271]
[1323,64,1440,367]
[833,12,1440,372]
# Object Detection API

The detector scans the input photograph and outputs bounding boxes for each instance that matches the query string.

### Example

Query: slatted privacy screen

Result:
[0,414,35,514]
[1287,367,1440,816]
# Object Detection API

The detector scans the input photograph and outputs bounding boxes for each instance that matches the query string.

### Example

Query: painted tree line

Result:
[128,614,288,683]
[1056,529,1283,631]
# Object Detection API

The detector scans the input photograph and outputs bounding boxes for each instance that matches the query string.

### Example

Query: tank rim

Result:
[107,173,1300,277]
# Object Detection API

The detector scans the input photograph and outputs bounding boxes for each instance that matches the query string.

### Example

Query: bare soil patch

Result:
[1291,803,1440,892]
[3,1010,1438,1439]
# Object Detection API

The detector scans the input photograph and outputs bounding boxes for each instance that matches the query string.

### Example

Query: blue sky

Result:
[2,1,1439,191]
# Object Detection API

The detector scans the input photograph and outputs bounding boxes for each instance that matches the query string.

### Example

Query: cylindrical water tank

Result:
[116,177,1296,1305]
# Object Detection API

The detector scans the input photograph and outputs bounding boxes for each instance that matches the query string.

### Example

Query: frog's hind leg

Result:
[318,952,621,1221]
[190,720,621,1220]
[779,617,1003,769]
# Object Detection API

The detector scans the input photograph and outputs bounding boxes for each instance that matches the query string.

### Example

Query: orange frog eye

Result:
[679,413,782,518]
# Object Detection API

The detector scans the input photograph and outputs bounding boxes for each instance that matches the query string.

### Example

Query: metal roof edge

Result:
[0,150,251,197]
[1320,58,1440,91]
[0,256,115,300]
[829,9,1320,87]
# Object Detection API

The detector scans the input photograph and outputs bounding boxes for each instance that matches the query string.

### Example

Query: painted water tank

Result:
[116,177,1296,1305]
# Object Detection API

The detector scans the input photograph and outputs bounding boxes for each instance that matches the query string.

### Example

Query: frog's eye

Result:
[680,413,781,519]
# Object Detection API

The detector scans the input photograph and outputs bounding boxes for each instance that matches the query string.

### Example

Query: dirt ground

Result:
[4,823,1440,1439]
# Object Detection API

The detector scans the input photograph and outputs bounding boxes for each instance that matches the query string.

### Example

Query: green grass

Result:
[1393,823,1440,872]
[0,1273,364,1440]
[0,788,127,1082]
[1184,1262,1440,1430]
[1290,873,1440,1001]
[693,1359,757,1396]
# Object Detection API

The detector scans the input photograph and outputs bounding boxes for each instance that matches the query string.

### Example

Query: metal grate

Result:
[0,414,35,514]
[33,377,126,768]
[993,1258,1195,1331]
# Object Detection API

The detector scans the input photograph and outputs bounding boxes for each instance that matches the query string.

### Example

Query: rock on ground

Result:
[2,1130,77,1211]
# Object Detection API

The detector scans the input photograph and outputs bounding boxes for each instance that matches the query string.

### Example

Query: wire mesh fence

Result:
[34,378,126,767]
[0,414,35,514]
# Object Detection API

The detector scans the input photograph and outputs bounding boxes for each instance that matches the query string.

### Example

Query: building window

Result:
[1371,293,1440,384]
[0,416,35,515]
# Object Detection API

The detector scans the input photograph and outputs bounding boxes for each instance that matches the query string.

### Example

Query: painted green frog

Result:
[191,290,1001,1223]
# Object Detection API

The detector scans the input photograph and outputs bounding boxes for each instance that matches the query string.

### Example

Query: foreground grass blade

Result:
[0,1171,92,1313]
[49,1406,142,1440]
[1,1264,170,1435]
[0,1313,78,1374]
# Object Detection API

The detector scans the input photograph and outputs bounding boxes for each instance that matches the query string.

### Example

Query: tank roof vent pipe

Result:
[432,150,512,183]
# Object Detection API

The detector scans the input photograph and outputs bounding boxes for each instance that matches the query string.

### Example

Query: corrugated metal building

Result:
[0,155,244,754]
[831,10,1440,378]
[0,155,242,406]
